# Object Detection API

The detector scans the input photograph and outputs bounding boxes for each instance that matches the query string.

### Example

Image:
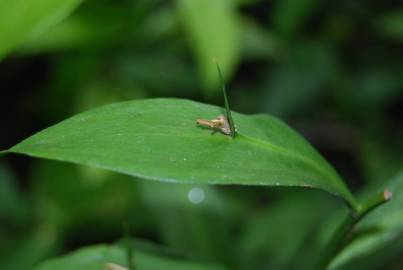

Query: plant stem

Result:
[317,189,392,270]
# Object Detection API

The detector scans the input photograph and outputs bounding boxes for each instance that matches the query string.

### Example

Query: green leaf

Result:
[20,2,176,54]
[3,98,357,209]
[32,243,228,270]
[176,0,241,95]
[0,0,83,59]
[329,169,403,269]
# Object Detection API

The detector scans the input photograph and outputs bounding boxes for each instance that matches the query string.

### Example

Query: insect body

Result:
[196,114,231,135]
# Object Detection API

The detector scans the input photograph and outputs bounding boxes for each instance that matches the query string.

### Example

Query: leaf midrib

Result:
[12,128,342,191]
[10,128,337,184]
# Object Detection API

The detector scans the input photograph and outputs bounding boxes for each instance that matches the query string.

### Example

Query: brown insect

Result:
[196,114,231,135]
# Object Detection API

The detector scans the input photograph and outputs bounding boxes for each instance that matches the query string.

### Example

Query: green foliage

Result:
[4,98,355,208]
[33,243,228,270]
[30,161,142,232]
[272,0,320,37]
[139,181,234,265]
[329,170,403,269]
[263,41,336,117]
[0,233,59,270]
[375,9,403,42]
[238,190,338,269]
[177,0,241,94]
[0,0,83,59]
[0,163,26,225]
[1,0,403,269]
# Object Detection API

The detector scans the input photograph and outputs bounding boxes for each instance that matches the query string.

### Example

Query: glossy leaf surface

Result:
[3,98,356,208]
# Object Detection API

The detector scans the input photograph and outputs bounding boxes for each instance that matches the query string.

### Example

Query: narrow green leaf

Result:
[3,98,357,209]
[328,169,403,269]
[215,61,235,137]
[32,244,227,270]
[0,0,83,59]
[176,0,241,95]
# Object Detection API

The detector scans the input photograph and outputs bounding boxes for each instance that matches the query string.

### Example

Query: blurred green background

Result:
[1,0,403,269]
